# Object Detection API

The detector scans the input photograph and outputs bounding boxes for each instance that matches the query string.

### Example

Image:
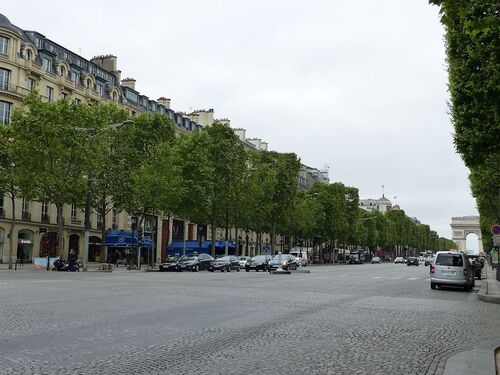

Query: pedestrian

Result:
[69,249,77,270]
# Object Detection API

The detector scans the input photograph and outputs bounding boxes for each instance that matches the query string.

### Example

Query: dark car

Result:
[159,256,180,272]
[467,255,484,280]
[210,255,240,272]
[407,257,419,266]
[178,253,214,272]
[245,255,272,272]
[348,253,362,264]
[268,254,298,272]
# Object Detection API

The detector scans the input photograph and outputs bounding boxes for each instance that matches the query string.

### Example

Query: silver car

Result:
[430,251,474,290]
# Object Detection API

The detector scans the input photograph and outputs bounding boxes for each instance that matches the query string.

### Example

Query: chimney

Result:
[157,97,171,109]
[121,78,136,90]
[233,128,246,142]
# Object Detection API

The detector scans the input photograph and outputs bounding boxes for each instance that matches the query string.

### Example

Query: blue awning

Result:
[105,230,152,248]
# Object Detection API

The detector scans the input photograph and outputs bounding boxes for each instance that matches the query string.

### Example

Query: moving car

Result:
[268,254,298,272]
[430,251,474,290]
[178,253,214,272]
[394,257,404,264]
[289,250,308,266]
[245,255,272,272]
[466,255,484,280]
[407,257,419,266]
[348,252,363,264]
[159,256,180,272]
[371,256,381,264]
[424,256,434,266]
[238,256,250,269]
[210,255,240,272]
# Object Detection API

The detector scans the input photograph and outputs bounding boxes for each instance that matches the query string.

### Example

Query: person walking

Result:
[68,249,77,271]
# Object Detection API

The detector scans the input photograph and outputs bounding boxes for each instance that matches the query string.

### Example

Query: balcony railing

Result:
[71,218,82,225]
[41,213,50,223]
[22,210,31,221]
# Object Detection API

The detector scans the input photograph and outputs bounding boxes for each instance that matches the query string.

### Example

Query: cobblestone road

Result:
[0,263,498,374]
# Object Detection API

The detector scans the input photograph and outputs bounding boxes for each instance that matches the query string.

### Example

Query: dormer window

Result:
[26,49,32,60]
[0,36,9,54]
[42,57,52,72]
[60,66,66,76]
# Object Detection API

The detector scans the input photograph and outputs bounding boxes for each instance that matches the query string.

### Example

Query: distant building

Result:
[359,195,393,213]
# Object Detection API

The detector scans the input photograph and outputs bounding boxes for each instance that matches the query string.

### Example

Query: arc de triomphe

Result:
[450,216,482,254]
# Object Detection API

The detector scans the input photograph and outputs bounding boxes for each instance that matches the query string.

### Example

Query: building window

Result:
[59,66,66,77]
[42,57,52,72]
[70,70,80,84]
[61,92,68,100]
[96,213,103,229]
[0,101,11,124]
[96,83,104,96]
[0,36,9,54]
[71,204,77,221]
[112,209,118,228]
[27,78,36,91]
[46,86,54,102]
[41,202,49,222]
[26,49,32,60]
[0,68,10,90]
[0,196,4,218]
[74,98,81,104]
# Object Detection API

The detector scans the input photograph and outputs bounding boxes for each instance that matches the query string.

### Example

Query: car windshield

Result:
[251,256,267,261]
[180,256,196,261]
[165,257,177,262]
[216,256,231,261]
[435,253,463,267]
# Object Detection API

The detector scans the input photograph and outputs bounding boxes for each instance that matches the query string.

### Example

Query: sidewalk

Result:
[443,265,500,375]
[477,264,500,305]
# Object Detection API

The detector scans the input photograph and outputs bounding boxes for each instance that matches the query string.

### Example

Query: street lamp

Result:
[80,120,133,271]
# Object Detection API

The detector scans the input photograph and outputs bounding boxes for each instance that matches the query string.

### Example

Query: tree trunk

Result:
[8,193,15,270]
[271,221,276,255]
[56,203,64,257]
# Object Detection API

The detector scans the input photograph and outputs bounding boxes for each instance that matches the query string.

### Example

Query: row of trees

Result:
[1,93,454,266]
[430,0,499,250]
[291,183,455,257]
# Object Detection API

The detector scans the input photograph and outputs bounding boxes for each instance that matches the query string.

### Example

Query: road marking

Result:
[372,276,382,278]
[407,277,419,280]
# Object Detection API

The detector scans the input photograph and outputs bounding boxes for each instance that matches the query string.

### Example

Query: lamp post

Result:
[245,229,249,257]
[80,120,133,272]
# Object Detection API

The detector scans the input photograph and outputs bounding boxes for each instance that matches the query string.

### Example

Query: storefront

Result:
[105,230,152,265]
[167,240,235,256]
[40,232,58,258]
[17,229,34,262]
[88,236,102,262]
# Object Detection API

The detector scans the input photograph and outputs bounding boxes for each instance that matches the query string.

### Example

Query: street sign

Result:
[491,224,500,236]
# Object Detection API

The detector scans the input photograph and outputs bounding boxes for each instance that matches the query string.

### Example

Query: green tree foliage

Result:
[430,0,500,249]
[8,93,90,255]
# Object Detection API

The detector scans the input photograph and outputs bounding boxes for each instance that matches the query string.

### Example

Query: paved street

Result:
[0,263,498,375]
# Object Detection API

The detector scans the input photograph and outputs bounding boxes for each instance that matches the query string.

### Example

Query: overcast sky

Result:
[3,1,479,246]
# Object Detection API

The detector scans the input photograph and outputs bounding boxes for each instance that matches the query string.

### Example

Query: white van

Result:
[289,249,309,266]
[430,251,474,290]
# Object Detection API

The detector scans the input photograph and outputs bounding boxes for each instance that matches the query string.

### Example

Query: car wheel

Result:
[227,266,231,272]
[245,268,250,272]
[237,267,240,272]
[210,268,214,272]
[431,282,436,290]
[195,265,199,272]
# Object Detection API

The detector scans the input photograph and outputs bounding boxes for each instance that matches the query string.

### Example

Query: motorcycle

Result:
[52,257,80,272]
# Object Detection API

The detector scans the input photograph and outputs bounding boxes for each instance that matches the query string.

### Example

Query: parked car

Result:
[407,257,419,266]
[178,253,214,272]
[467,255,484,280]
[424,256,434,266]
[238,256,250,269]
[394,257,404,264]
[245,255,272,272]
[159,256,180,272]
[210,255,240,272]
[418,256,426,263]
[268,254,298,272]
[430,251,474,290]
[371,256,381,264]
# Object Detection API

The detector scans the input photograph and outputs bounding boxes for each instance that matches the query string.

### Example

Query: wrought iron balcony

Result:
[41,213,50,223]
[22,210,31,221]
